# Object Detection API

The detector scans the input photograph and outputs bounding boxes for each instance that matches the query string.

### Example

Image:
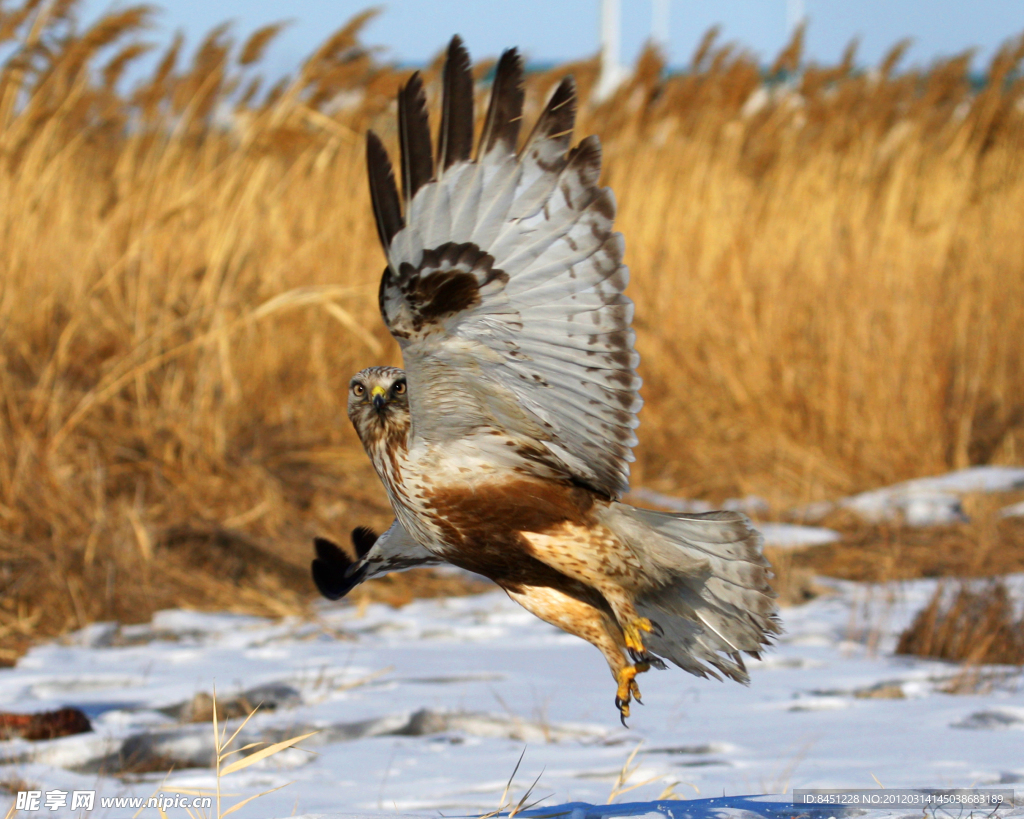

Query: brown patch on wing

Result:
[408,268,480,320]
[382,242,509,338]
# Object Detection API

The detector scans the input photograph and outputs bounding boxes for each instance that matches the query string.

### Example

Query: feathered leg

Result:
[520,525,662,657]
[501,583,651,724]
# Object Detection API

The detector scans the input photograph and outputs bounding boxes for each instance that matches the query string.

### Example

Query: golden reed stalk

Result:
[1,3,1022,658]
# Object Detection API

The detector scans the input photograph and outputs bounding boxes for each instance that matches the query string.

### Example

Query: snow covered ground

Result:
[632,465,1024,538]
[2,574,1023,818]
[790,466,1024,527]
[627,489,842,549]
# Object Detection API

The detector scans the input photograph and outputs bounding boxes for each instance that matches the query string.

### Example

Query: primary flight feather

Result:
[312,37,779,723]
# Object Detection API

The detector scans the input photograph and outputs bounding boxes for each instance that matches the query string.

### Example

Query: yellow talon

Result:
[616,666,638,702]
[632,660,650,699]
[615,666,636,722]
[622,617,654,652]
[614,661,651,725]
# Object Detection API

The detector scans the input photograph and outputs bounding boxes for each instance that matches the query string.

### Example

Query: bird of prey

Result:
[312,37,779,723]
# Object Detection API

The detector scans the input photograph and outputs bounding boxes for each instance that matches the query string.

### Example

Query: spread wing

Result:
[311,520,441,601]
[367,37,642,500]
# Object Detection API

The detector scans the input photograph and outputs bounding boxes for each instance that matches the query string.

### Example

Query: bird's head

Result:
[347,366,410,450]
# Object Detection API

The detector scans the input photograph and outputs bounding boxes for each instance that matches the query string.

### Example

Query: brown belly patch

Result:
[422,477,608,611]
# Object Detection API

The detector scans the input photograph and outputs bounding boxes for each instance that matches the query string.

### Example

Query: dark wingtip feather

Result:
[398,72,434,202]
[548,76,577,115]
[351,526,378,560]
[366,131,403,250]
[479,47,524,157]
[539,76,577,143]
[438,35,474,173]
[311,536,367,601]
[517,75,577,166]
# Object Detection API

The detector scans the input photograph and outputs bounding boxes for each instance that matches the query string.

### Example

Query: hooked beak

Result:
[371,385,386,411]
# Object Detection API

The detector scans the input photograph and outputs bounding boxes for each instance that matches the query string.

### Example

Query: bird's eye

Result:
[352,383,365,397]
[392,379,406,396]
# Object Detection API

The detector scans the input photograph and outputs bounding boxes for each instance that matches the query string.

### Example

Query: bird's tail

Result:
[603,503,781,683]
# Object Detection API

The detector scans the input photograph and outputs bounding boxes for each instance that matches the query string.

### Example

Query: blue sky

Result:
[78,0,1022,74]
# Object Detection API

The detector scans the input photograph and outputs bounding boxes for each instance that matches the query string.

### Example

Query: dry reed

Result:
[784,512,1024,586]
[1,2,1024,659]
[895,579,1024,665]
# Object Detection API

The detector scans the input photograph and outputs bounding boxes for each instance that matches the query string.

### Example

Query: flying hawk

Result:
[312,37,779,723]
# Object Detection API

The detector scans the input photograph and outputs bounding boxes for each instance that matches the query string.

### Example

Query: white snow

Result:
[1001,501,1024,519]
[782,466,1024,527]
[3,576,1024,818]
[834,466,1024,526]
[756,523,841,549]
[635,465,1024,539]
[721,496,771,516]
[627,489,713,514]
[881,466,1024,494]
[626,490,839,548]
[633,464,1024,539]
[625,491,771,518]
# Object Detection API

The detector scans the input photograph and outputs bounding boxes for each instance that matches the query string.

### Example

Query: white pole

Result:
[652,0,670,54]
[597,0,623,101]
[786,0,805,37]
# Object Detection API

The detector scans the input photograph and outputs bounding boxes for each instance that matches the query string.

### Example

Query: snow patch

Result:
[3,578,1024,816]
[1001,500,1024,518]
[757,523,840,549]
[840,466,1024,526]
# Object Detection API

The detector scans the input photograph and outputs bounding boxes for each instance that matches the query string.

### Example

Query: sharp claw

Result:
[615,696,630,727]
[614,657,654,723]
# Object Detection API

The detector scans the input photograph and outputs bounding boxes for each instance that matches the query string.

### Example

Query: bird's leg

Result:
[500,582,660,725]
[621,617,654,653]
[614,659,651,725]
[591,586,661,655]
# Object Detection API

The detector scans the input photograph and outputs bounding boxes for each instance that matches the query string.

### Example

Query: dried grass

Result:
[895,579,1024,665]
[2,2,1024,659]
[478,748,549,818]
[0,778,35,797]
[607,742,666,804]
[780,514,1024,588]
[159,689,318,819]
